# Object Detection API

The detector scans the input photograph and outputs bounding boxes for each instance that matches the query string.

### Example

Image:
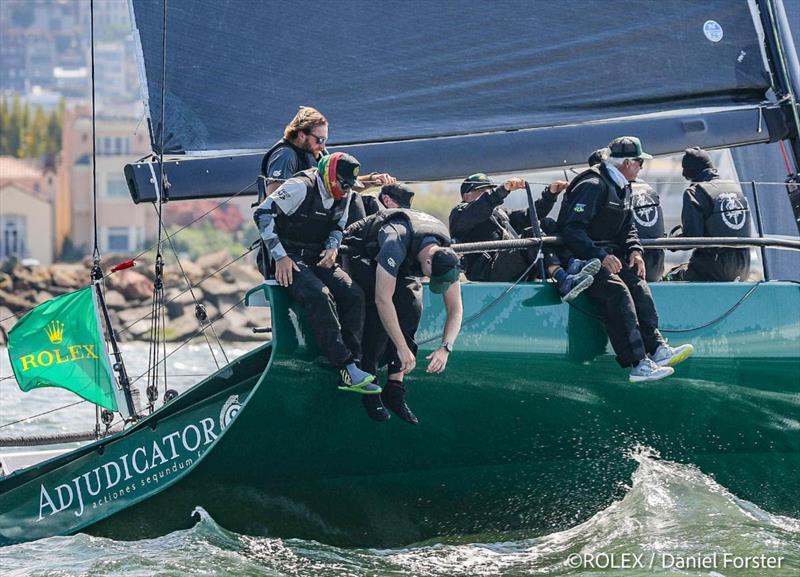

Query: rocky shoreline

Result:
[0,250,271,345]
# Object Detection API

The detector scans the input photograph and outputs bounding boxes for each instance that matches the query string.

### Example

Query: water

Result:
[2,345,800,576]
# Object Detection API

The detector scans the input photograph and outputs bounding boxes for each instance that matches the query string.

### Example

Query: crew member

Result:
[347,183,416,226]
[255,106,396,276]
[449,173,599,302]
[590,149,664,281]
[344,209,463,424]
[254,151,379,394]
[679,146,751,281]
[366,183,416,215]
[557,136,693,382]
[258,106,396,196]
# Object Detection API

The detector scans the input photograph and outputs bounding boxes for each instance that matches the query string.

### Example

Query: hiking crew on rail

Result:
[449,173,600,302]
[344,209,463,424]
[556,136,694,382]
[253,151,381,394]
[675,146,752,282]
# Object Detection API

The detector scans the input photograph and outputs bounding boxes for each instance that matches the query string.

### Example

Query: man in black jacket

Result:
[590,148,664,281]
[347,183,416,225]
[557,137,693,382]
[679,147,752,281]
[449,174,599,301]
[253,151,379,394]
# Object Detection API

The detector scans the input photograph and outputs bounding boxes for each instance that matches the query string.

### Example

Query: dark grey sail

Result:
[125,0,797,192]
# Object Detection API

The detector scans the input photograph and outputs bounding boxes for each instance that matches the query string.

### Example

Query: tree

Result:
[7,96,23,157]
[0,98,8,155]
[0,97,64,159]
[20,106,48,158]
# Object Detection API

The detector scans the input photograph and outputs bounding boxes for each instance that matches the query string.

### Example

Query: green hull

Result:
[2,281,798,546]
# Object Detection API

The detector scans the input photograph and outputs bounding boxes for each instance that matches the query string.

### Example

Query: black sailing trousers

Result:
[585,264,666,368]
[284,250,364,368]
[349,258,423,376]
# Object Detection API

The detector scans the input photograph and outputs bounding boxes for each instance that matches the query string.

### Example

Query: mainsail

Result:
[7,287,120,412]
[125,0,796,197]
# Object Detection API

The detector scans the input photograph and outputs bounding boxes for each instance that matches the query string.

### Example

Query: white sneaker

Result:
[629,358,674,383]
[650,343,694,367]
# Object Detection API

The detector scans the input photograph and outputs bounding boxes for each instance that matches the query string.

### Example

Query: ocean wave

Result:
[2,449,799,576]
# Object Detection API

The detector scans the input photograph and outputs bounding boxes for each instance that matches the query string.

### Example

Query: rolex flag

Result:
[7,286,119,411]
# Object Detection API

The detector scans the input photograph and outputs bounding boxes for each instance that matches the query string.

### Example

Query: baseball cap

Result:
[428,248,461,294]
[460,173,495,196]
[335,153,365,190]
[380,183,415,208]
[608,136,653,160]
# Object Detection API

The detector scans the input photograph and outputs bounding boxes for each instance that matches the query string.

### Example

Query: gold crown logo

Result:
[44,320,65,345]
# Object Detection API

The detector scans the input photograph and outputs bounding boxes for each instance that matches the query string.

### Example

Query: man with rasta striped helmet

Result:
[254,151,380,394]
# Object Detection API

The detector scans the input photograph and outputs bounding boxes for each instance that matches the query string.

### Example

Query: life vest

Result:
[255,139,320,206]
[344,209,451,274]
[629,180,664,240]
[450,205,525,281]
[559,166,628,242]
[693,179,751,238]
[274,169,348,251]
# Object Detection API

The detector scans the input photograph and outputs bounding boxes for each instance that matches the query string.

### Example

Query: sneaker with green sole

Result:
[338,368,381,394]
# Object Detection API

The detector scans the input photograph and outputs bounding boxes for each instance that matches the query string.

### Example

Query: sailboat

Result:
[2,0,799,547]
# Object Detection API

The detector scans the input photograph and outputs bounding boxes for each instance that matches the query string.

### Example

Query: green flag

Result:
[7,286,119,411]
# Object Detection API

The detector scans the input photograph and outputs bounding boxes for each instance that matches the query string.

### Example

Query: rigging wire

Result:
[145,0,170,411]
[115,245,255,337]
[153,204,228,369]
[89,0,101,437]
[128,296,247,388]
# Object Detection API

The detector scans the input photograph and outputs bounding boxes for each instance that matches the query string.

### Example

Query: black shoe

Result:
[362,394,390,422]
[381,380,418,425]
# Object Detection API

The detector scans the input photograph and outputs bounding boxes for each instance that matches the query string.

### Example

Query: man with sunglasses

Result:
[259,106,395,198]
[254,151,380,394]
[589,149,665,282]
[556,136,693,383]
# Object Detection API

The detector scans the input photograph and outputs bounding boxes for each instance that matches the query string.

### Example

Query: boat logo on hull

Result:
[220,395,241,429]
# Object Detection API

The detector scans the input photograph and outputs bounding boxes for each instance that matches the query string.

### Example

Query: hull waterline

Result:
[2,281,799,546]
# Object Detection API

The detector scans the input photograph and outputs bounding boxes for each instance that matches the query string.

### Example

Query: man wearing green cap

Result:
[449,173,600,302]
[556,136,694,383]
[343,209,463,424]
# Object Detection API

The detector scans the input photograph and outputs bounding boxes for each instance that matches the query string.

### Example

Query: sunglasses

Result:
[337,178,353,192]
[306,131,327,145]
[634,158,645,168]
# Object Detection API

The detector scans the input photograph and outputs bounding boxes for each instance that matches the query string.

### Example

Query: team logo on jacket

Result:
[631,193,658,228]
[720,193,747,230]
[574,203,586,213]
